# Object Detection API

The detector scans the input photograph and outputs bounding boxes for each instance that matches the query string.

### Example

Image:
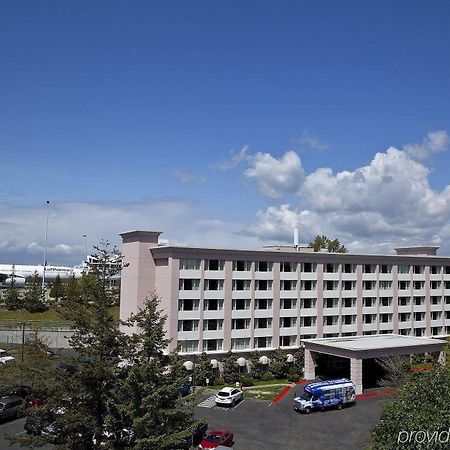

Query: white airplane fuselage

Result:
[0,264,83,286]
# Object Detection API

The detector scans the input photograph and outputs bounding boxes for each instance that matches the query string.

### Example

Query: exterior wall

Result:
[119,231,450,355]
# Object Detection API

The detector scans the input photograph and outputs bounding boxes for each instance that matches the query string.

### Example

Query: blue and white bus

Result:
[293,378,356,414]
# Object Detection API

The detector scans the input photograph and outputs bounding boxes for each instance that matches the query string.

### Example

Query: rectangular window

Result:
[380,297,392,307]
[363,280,376,290]
[205,259,225,271]
[232,318,250,330]
[232,299,251,310]
[256,261,273,272]
[323,315,339,326]
[399,313,410,322]
[324,298,339,308]
[380,313,392,323]
[178,340,198,353]
[231,338,250,350]
[343,264,356,273]
[203,299,224,311]
[204,319,223,331]
[204,279,224,290]
[431,311,442,321]
[431,281,442,289]
[300,280,317,291]
[324,263,339,273]
[254,298,272,310]
[363,314,376,324]
[178,320,199,332]
[254,318,272,329]
[178,299,200,311]
[300,316,317,327]
[233,260,252,271]
[255,337,272,348]
[255,280,273,291]
[203,339,223,352]
[343,298,356,308]
[280,262,297,272]
[379,281,392,290]
[342,315,356,325]
[280,317,297,328]
[414,312,425,321]
[398,265,411,274]
[398,297,410,306]
[431,266,442,274]
[413,265,424,274]
[413,281,425,290]
[301,262,317,272]
[431,296,441,305]
[445,266,450,275]
[363,264,376,273]
[300,298,317,309]
[380,265,392,274]
[279,335,296,347]
[281,298,297,309]
[324,280,339,290]
[280,280,297,290]
[398,281,410,290]
[414,296,425,306]
[343,280,357,290]
[180,259,201,270]
[232,279,251,291]
[364,297,376,307]
[179,279,200,290]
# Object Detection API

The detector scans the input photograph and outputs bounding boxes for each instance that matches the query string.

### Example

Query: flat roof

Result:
[304,334,447,359]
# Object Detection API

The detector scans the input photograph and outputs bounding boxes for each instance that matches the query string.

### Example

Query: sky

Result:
[1,0,450,265]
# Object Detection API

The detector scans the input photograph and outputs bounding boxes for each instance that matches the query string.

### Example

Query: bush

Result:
[240,375,254,387]
[260,372,274,381]
[213,377,224,387]
[287,373,301,382]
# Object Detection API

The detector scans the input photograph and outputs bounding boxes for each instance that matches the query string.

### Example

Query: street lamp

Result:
[42,200,50,291]
[82,234,88,264]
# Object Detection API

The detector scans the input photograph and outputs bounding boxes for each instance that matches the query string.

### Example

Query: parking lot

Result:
[1,386,387,449]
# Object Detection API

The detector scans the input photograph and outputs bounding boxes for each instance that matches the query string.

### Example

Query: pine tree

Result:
[270,348,290,379]
[23,273,47,313]
[249,350,264,380]
[49,274,64,304]
[222,350,240,384]
[293,346,305,375]
[193,352,215,386]
[3,278,23,310]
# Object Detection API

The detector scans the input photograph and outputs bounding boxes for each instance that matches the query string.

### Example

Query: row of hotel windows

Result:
[180,259,450,274]
[179,310,450,331]
[178,296,450,311]
[178,325,450,353]
[179,278,450,291]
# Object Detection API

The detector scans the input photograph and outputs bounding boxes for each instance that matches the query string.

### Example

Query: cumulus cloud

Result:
[244,151,305,198]
[403,130,449,160]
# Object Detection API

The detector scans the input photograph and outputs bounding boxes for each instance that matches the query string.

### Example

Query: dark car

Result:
[0,396,24,421]
[0,381,33,399]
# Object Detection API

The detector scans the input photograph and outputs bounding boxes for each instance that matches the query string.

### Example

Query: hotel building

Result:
[119,230,450,357]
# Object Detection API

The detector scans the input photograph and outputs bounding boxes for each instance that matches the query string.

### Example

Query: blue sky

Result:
[1,1,450,264]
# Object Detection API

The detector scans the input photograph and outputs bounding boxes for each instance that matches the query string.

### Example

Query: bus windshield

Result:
[300,391,312,401]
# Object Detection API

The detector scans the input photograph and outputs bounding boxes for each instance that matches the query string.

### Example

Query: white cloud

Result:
[293,131,328,151]
[244,151,305,198]
[173,170,206,184]
[212,145,250,170]
[403,130,449,160]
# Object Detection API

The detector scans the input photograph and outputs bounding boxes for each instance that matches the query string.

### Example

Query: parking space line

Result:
[232,399,245,410]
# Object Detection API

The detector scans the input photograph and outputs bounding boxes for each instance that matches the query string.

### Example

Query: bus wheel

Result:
[305,407,311,414]
[337,403,343,410]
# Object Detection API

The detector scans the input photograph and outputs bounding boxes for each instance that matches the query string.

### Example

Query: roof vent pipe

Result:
[294,227,299,248]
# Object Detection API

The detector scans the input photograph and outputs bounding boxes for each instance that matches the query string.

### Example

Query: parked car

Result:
[199,429,233,449]
[215,387,243,407]
[0,349,15,364]
[0,396,24,421]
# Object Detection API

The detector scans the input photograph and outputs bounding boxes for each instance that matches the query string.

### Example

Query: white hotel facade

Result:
[119,231,450,356]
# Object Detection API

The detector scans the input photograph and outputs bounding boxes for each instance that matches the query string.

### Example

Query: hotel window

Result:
[415,328,425,337]
[255,280,273,291]
[204,279,224,290]
[300,280,317,291]
[431,266,442,274]
[343,264,356,273]
[323,315,339,326]
[232,299,251,310]
[413,265,425,274]
[323,333,339,338]
[398,265,411,274]
[203,339,223,352]
[380,264,392,274]
[280,262,297,272]
[232,279,251,290]
[431,296,441,305]
[364,297,376,307]
[343,280,357,290]
[445,266,450,275]
[204,319,223,331]
[256,261,273,272]
[430,281,441,290]
[432,327,442,336]
[398,297,410,306]
[379,281,392,290]
[398,281,410,290]
[255,298,272,310]
[446,311,450,320]
[446,281,450,289]
[178,320,199,332]
[178,340,198,353]
[446,296,450,304]
[255,337,272,348]
[363,281,376,290]
[300,298,317,309]
[413,281,425,290]
[431,311,442,321]
[324,263,339,273]
[324,280,339,290]
[281,298,297,309]
[205,259,225,271]
[178,299,200,311]
[399,329,410,336]
[380,313,392,323]
[204,299,224,311]
[300,316,316,327]
[254,318,272,329]
[231,338,250,350]
[363,264,376,273]
[414,312,426,321]
[380,297,392,307]
[279,336,296,347]
[399,313,410,322]
[280,317,297,328]
[343,298,356,308]
[363,314,376,324]
[179,279,200,290]
[301,262,317,272]
[232,318,250,330]
[414,296,425,306]
[280,280,297,290]
[342,332,357,337]
[300,334,315,340]
[233,260,252,271]
[324,298,339,308]
[180,259,201,270]
[342,315,356,325]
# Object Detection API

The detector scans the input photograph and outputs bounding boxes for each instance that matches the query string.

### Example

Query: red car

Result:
[198,429,233,449]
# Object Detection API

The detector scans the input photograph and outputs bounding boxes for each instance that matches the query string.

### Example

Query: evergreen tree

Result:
[23,273,47,312]
[308,235,348,253]
[293,346,305,375]
[249,350,264,380]
[222,350,240,384]
[194,352,215,386]
[49,274,64,304]
[3,278,23,310]
[270,348,289,379]
[63,274,81,305]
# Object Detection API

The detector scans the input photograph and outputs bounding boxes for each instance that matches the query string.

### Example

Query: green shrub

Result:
[261,372,274,381]
[213,377,224,387]
[287,373,301,382]
[240,375,254,387]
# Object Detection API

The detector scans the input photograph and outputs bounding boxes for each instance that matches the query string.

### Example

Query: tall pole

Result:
[42,200,50,291]
[83,234,88,263]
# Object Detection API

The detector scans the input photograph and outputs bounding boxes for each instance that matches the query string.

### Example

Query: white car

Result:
[0,349,15,364]
[215,387,243,407]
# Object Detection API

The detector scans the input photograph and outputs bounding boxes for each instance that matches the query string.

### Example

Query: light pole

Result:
[42,200,50,291]
[82,234,88,264]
